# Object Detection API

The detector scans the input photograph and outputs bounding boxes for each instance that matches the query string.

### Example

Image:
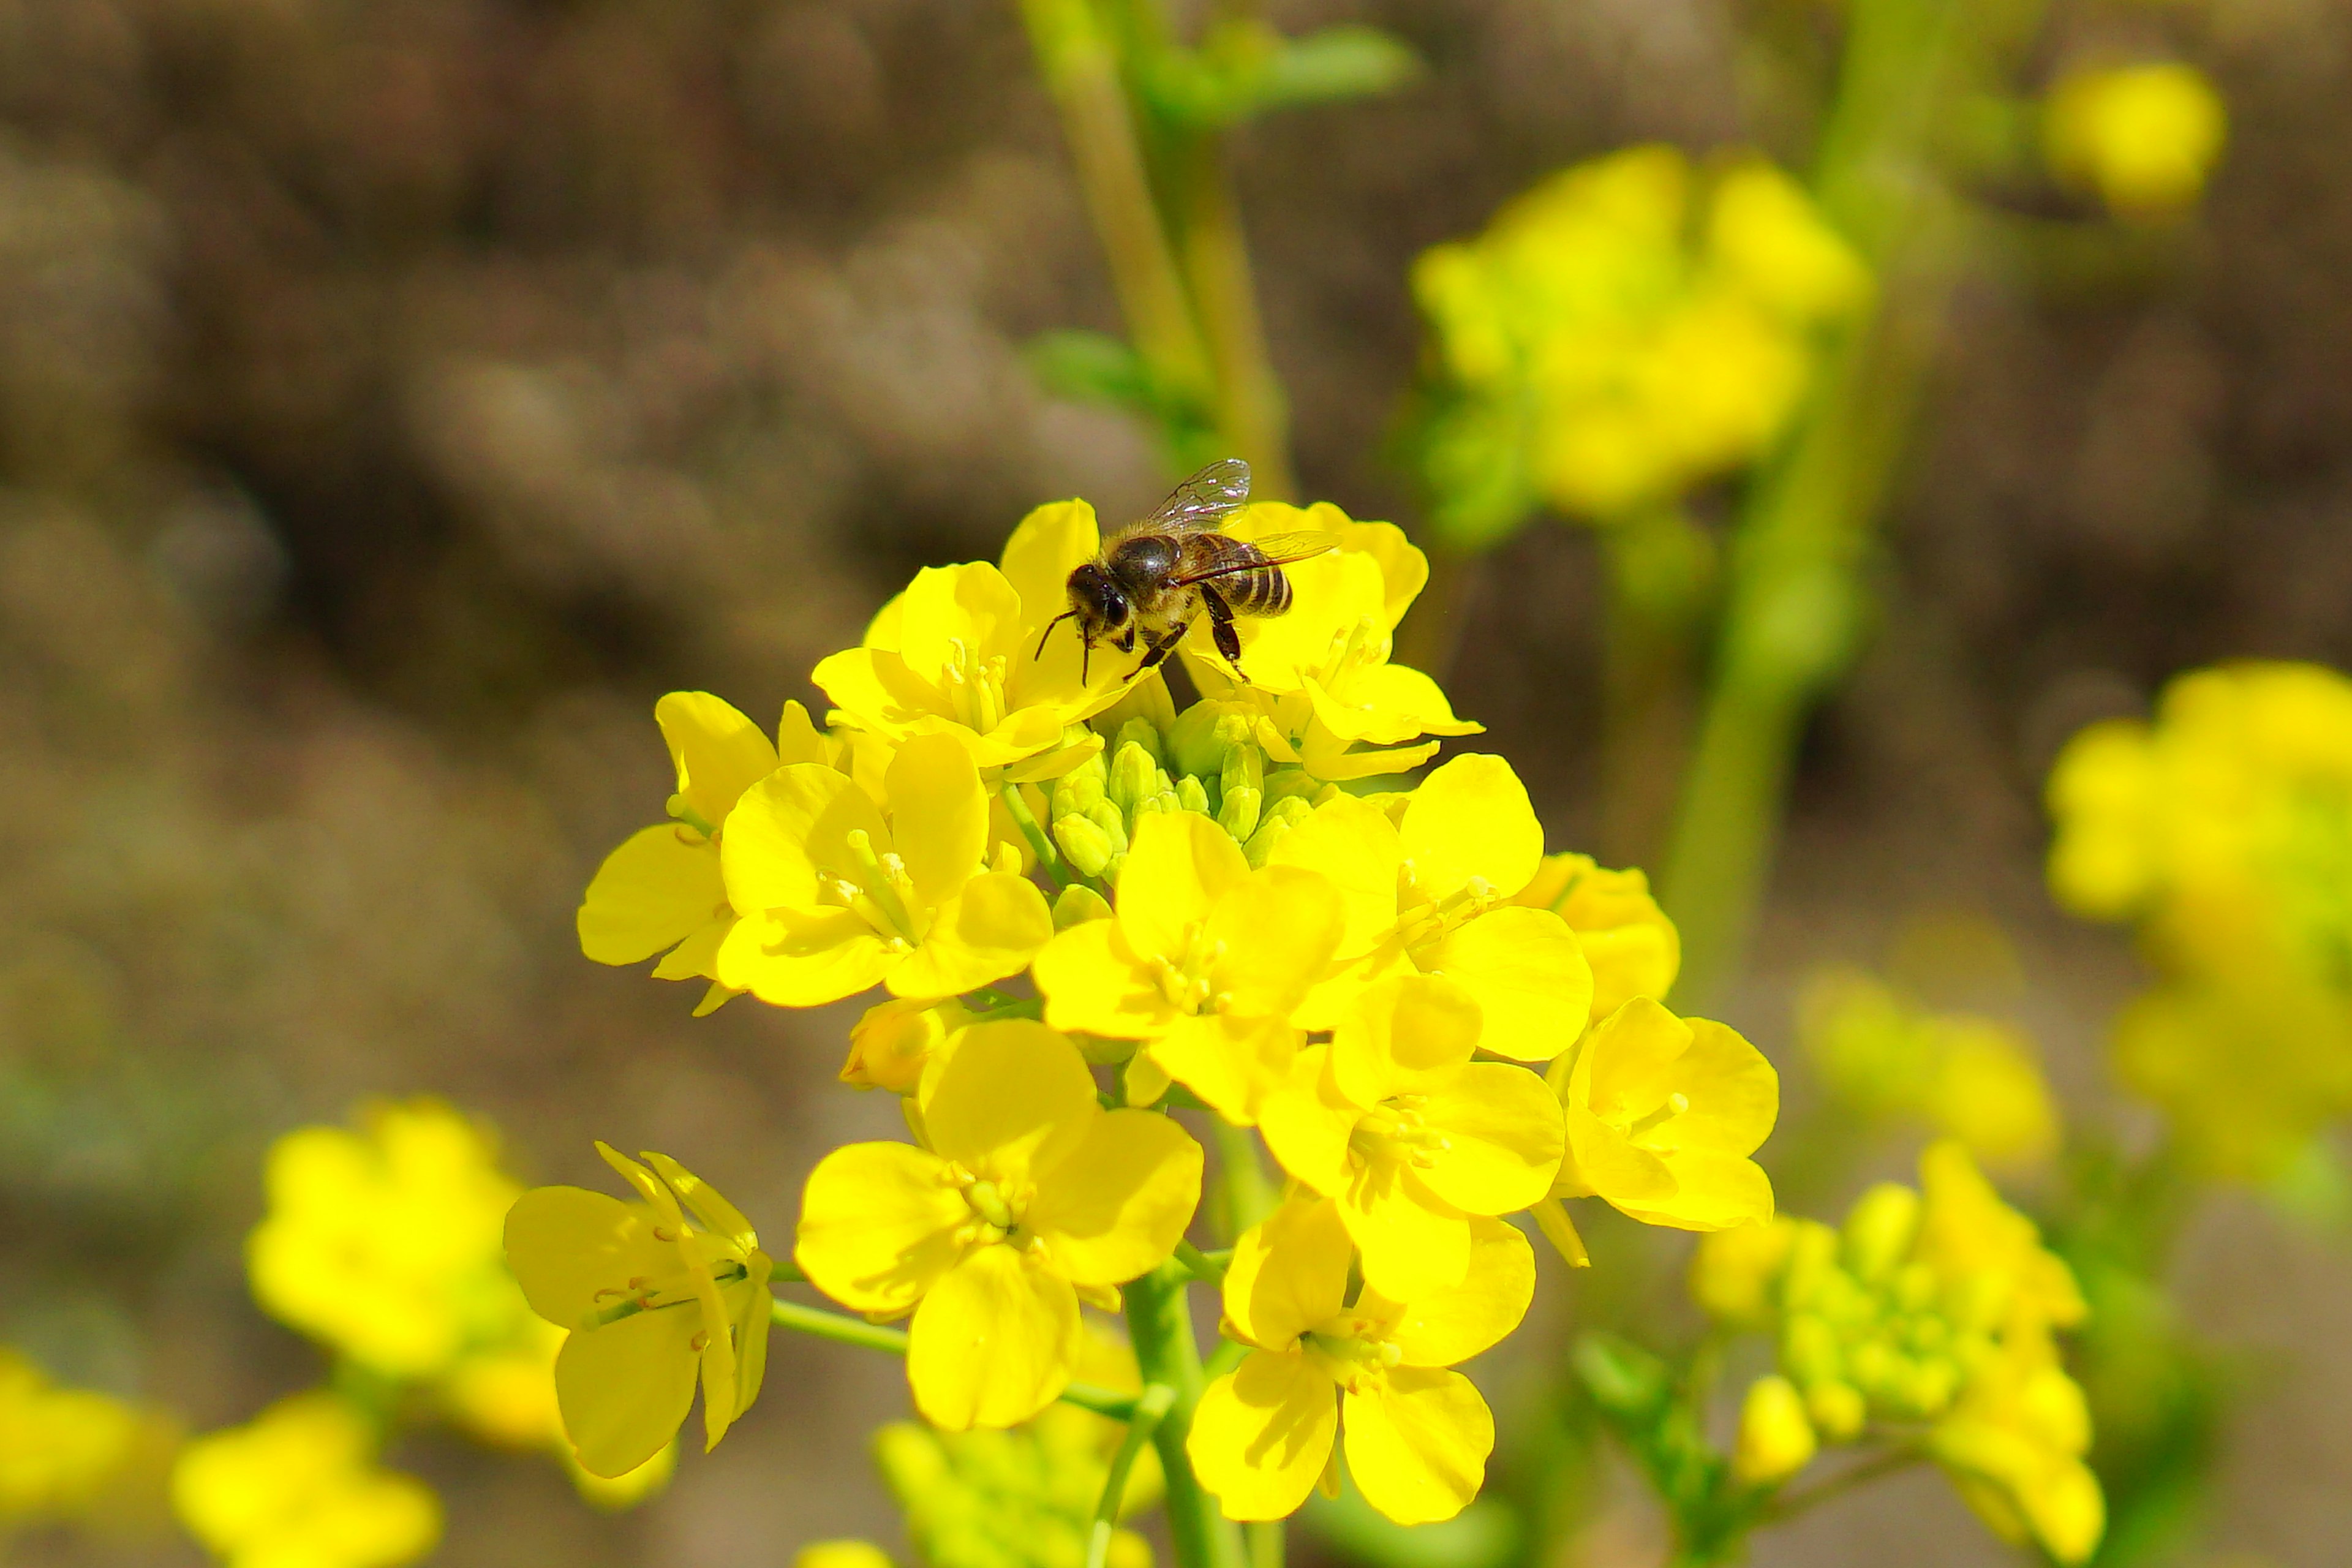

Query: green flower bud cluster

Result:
[873,1419,1151,1568]
[1048,704,1327,883]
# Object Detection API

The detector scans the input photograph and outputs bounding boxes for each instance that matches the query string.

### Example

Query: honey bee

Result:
[1035,458,1336,682]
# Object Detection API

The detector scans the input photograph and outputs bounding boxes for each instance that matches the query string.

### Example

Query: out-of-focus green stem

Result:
[1020,0,1216,412]
[1659,0,1983,1006]
[1175,131,1295,498]
[1126,1262,1246,1568]
[1208,1117,1276,1234]
[1597,505,1716,869]
[1088,1383,1178,1568]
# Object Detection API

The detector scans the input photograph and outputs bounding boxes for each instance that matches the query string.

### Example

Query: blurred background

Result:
[3,0,2350,1564]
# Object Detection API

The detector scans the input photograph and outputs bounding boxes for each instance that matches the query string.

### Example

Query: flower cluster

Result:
[2047,662,2352,1182]
[540,480,1781,1529]
[1,1348,176,1533]
[1409,144,1870,546]
[1692,1142,2103,1564]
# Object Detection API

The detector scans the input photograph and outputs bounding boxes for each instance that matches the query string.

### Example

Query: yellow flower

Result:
[172,1393,439,1568]
[2045,62,2226,220]
[579,693,833,1015]
[1183,503,1479,780]
[1188,1195,1532,1525]
[815,501,1125,777]
[505,1145,774,1477]
[1731,1374,1816,1486]
[717,733,1054,1006]
[1540,997,1776,1259]
[246,1099,527,1381]
[1931,1335,2105,1565]
[1268,757,1595,1063]
[796,1020,1203,1429]
[1912,1141,2084,1336]
[0,1349,174,1527]
[1513,853,1680,1022]
[1259,975,1563,1297]
[1033,811,1344,1123]
[842,997,974,1093]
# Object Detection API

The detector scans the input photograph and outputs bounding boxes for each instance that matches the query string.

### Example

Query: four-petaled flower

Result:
[505,1145,775,1478]
[796,1020,1204,1429]
[1188,1194,1533,1525]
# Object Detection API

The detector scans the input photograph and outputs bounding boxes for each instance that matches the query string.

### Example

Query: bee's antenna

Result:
[1034,611,1075,662]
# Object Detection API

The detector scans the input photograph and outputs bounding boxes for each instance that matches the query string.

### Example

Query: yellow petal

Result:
[919,1020,1096,1187]
[579,826,725,966]
[1305,664,1481,745]
[1266,797,1404,958]
[999,499,1102,627]
[1574,997,1694,1125]
[1532,1198,1591,1267]
[1372,1216,1535,1368]
[1029,1109,1204,1286]
[1618,1151,1775,1232]
[1223,1195,1352,1349]
[1149,1015,1298,1126]
[1035,920,1174,1039]
[886,734,989,910]
[1414,908,1593,1063]
[776,698,833,766]
[717,907,898,1006]
[1398,755,1544,902]
[1330,975,1483,1107]
[722,765,887,913]
[657,692,778,828]
[639,1152,758,1254]
[908,1245,1080,1430]
[1118,812,1251,965]
[891,872,1055,998]
[1341,1163,1472,1301]
[1257,1046,1361,1196]
[554,1308,700,1479]
[795,1142,968,1316]
[1188,1350,1339,1521]
[1342,1368,1493,1526]
[1204,866,1347,1017]
[1663,1018,1779,1157]
[1559,1104,1676,1205]
[1414,1063,1566,1216]
[650,913,732,982]
[505,1187,668,1329]
[729,1264,774,1427]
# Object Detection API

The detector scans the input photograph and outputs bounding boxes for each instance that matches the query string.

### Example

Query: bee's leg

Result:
[1200,587,1247,677]
[1126,623,1186,682]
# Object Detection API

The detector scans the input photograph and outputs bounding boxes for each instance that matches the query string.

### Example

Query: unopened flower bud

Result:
[842,998,968,1094]
[1107,742,1161,814]
[1242,794,1314,867]
[1052,884,1112,930]
[1218,786,1262,842]
[1783,1313,1842,1388]
[1055,815,1118,880]
[1733,1375,1817,1486]
[1805,1378,1868,1442]
[1841,1182,1920,1282]
[1175,774,1213,817]
[1112,717,1164,767]
[1052,753,1107,821]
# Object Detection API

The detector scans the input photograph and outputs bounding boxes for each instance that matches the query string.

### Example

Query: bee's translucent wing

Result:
[1114,458,1253,539]
[1170,532,1339,585]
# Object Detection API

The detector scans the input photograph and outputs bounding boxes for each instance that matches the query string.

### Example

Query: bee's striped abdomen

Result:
[1210,539,1292,616]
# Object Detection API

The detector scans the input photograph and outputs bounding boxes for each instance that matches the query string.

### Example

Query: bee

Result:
[1035,458,1336,682]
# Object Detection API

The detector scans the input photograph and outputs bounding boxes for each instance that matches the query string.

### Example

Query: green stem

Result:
[1596,505,1714,870]
[1760,1444,1923,1523]
[1174,1240,1229,1283]
[1087,1383,1180,1568]
[1173,128,1295,497]
[766,1294,1138,1420]
[1125,1262,1246,1568]
[1245,1521,1284,1568]
[1207,1118,1276,1236]
[1001,781,1074,889]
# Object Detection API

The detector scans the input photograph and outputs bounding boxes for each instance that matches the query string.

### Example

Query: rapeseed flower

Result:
[505,1145,774,1477]
[1258,975,1562,1297]
[796,1020,1202,1428]
[579,693,833,1014]
[1513,853,1679,1022]
[1539,997,1776,1264]
[1188,1194,1533,1525]
[2045,62,2226,220]
[1033,811,1344,1122]
[0,1349,174,1527]
[172,1393,439,1568]
[718,733,1055,1006]
[1267,756,1594,1063]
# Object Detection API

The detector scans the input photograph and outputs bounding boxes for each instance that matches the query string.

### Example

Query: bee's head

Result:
[1065,562,1130,638]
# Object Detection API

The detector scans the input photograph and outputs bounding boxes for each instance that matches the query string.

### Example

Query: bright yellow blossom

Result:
[1033,811,1344,1122]
[172,1393,439,1568]
[505,1145,774,1477]
[1539,997,1776,1262]
[1,1349,175,1528]
[718,733,1054,1006]
[816,501,1127,777]
[579,693,833,1014]
[796,1021,1202,1429]
[2045,62,2226,220]
[1259,975,1562,1297]
[247,1099,526,1381]
[843,996,974,1093]
[1513,853,1679,1022]
[1268,757,1595,1062]
[1931,1335,2105,1565]
[1188,1195,1532,1525]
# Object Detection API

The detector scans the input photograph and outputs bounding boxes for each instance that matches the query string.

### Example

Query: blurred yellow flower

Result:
[172,1393,439,1568]
[579,693,834,1014]
[1412,145,1869,541]
[247,1099,527,1381]
[1268,757,1594,1063]
[1189,1195,1532,1525]
[1542,997,1777,1259]
[505,1144,774,1477]
[796,1021,1202,1429]
[2045,62,2227,220]
[0,1349,175,1528]
[1731,1374,1816,1486]
[1513,852,1679,1023]
[718,733,1054,1006]
[1931,1335,2105,1566]
[1034,810,1343,1122]
[1258,974,1562,1298]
